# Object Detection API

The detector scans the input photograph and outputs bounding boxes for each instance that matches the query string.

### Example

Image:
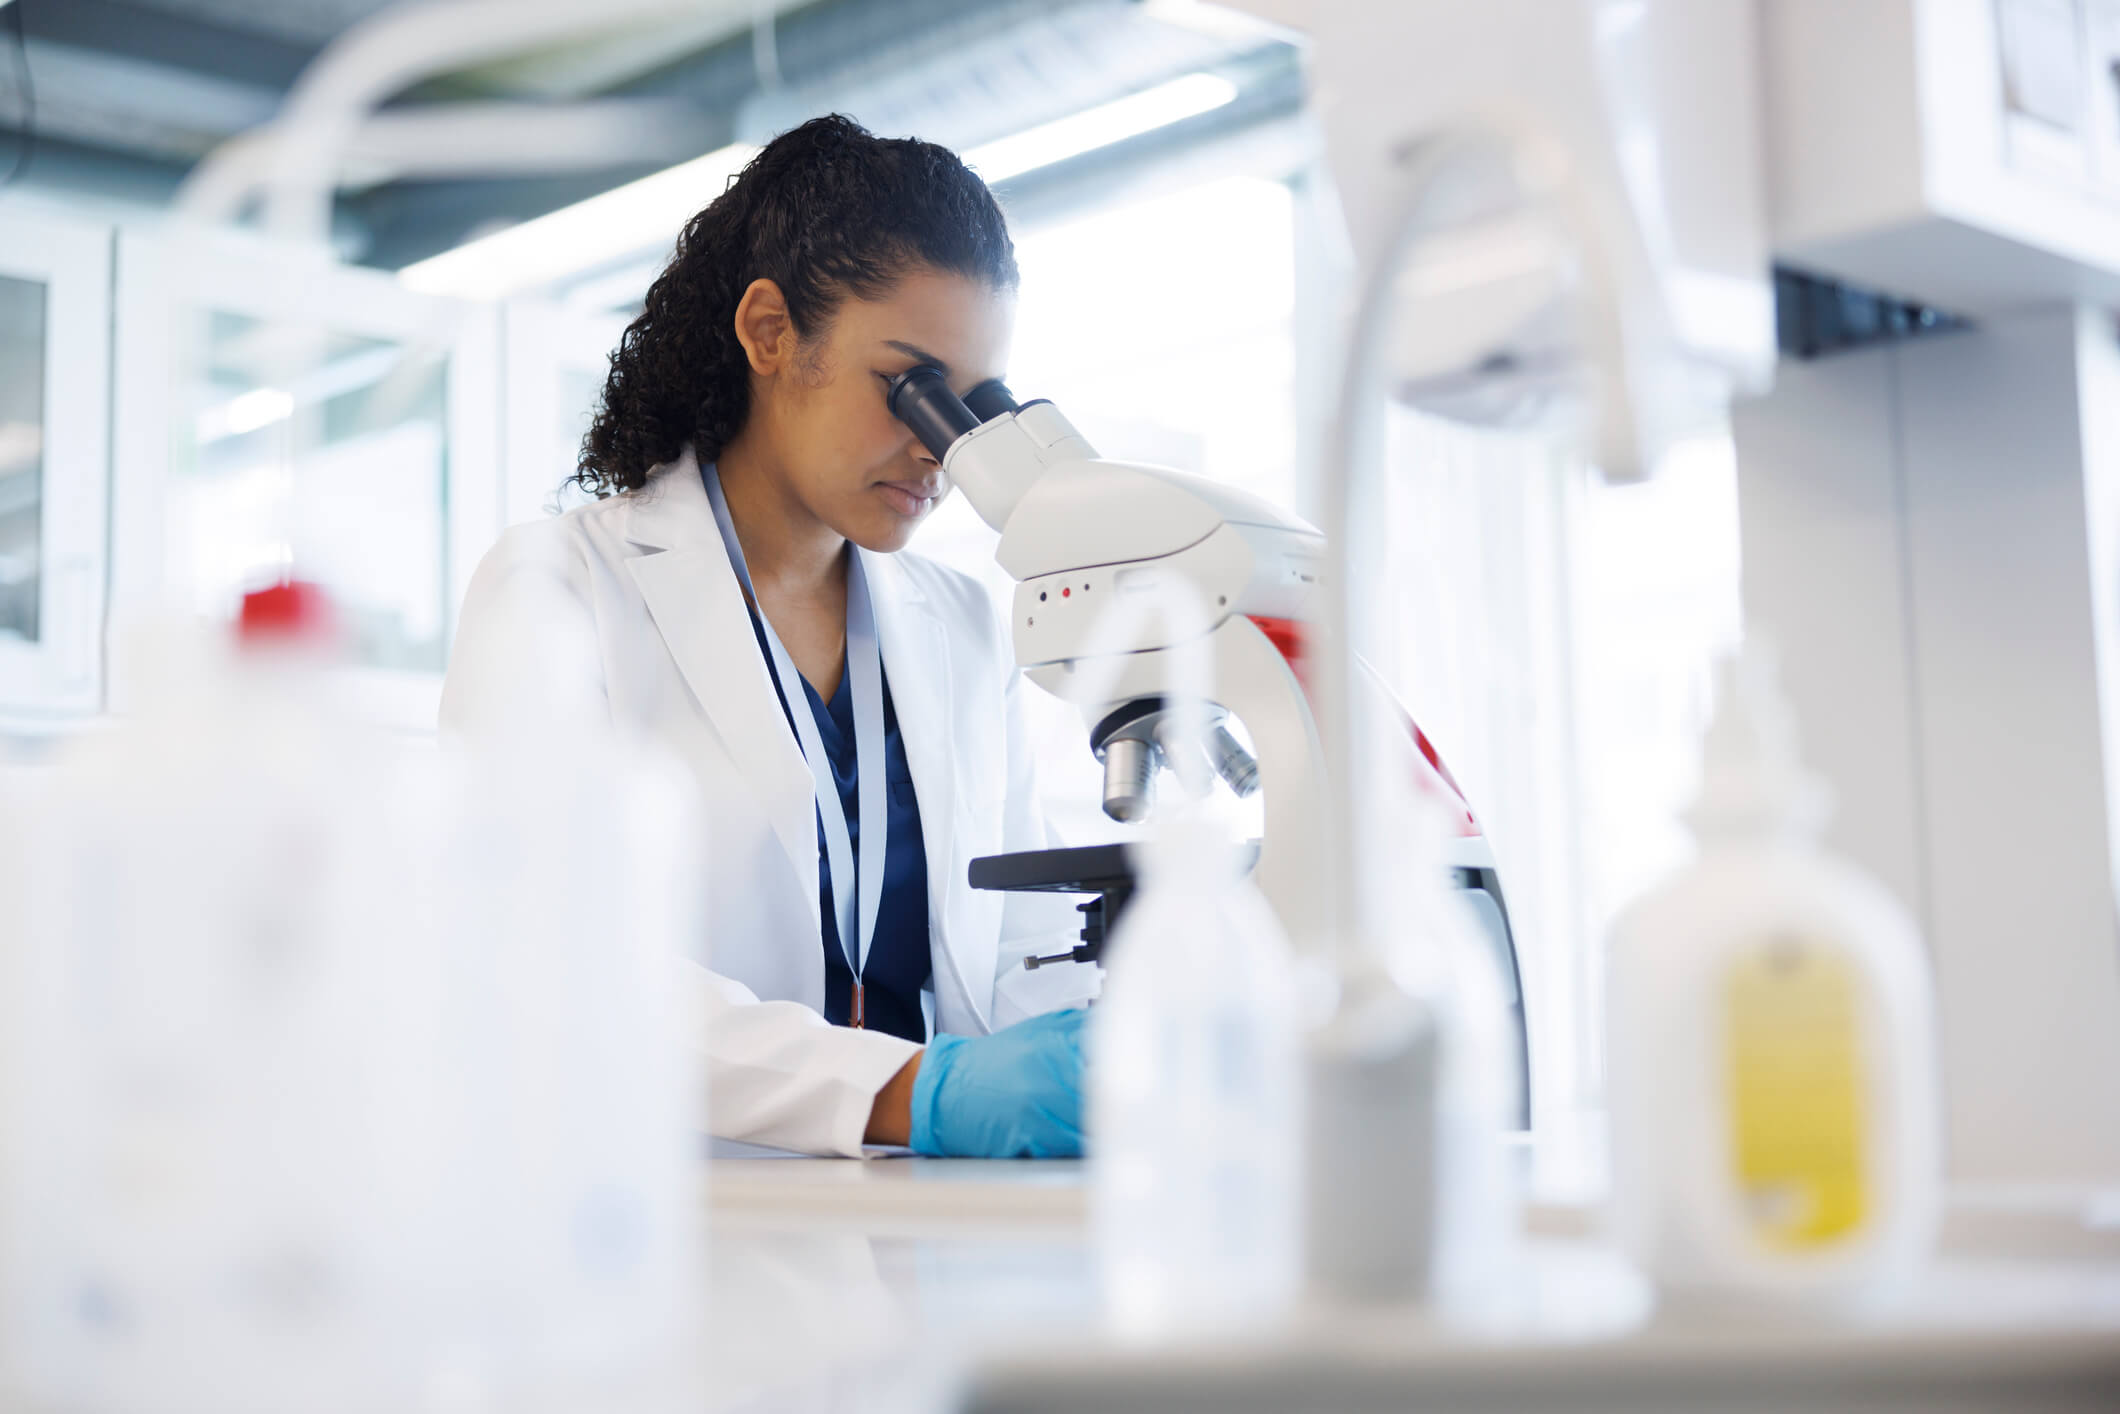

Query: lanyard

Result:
[703,463,888,1025]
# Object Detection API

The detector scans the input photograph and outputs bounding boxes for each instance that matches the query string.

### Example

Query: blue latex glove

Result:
[909,1008,1087,1158]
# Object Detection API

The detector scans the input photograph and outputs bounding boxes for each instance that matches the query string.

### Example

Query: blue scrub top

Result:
[741,606,933,1043]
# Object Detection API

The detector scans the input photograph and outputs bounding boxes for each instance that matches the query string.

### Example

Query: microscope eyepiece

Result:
[964,378,1020,423]
[886,365,980,461]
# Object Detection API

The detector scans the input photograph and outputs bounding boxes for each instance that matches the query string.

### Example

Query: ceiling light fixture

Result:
[397,70,1240,301]
[962,72,1238,183]
[398,142,758,301]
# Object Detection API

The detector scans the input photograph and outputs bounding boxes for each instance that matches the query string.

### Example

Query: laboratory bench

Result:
[699,1156,2120,1414]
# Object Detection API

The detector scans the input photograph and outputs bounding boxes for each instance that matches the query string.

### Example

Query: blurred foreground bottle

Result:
[1,582,702,1414]
[1090,812,1303,1339]
[1302,778,1521,1315]
[1606,644,1941,1313]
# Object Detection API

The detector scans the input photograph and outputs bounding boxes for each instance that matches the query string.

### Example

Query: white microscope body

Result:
[895,373,1337,945]
[886,370,1515,1021]
[966,400,1339,958]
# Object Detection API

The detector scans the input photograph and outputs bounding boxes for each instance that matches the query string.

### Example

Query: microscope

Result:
[887,368,1530,1123]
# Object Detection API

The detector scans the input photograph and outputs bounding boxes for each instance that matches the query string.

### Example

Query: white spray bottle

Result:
[1605,642,1942,1312]
[1092,809,1304,1338]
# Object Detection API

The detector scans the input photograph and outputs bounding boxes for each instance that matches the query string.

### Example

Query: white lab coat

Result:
[439,448,1095,1156]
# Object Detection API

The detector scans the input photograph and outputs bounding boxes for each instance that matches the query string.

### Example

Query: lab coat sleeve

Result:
[676,959,921,1156]
[443,522,920,1158]
[988,636,1103,1029]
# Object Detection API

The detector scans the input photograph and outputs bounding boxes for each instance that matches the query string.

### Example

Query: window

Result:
[499,302,626,526]
[0,205,112,721]
[1378,410,1743,1143]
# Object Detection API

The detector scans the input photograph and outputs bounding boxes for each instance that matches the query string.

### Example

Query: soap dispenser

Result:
[1605,642,1942,1311]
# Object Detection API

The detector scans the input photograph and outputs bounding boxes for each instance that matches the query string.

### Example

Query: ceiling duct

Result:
[735,0,1267,159]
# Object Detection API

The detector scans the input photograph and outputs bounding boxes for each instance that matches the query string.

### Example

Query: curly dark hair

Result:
[573,114,1019,497]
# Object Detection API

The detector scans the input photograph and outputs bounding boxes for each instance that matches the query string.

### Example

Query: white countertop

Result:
[698,1157,2120,1414]
[701,1158,1093,1414]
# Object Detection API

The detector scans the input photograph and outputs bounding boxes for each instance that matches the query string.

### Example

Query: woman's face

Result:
[744,267,1016,553]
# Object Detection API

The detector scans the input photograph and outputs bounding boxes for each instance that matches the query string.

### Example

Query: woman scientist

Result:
[440,116,1096,1158]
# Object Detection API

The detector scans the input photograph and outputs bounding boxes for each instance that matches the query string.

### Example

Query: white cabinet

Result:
[1765,0,2120,311]
[111,228,501,729]
[500,299,628,526]
[0,205,112,719]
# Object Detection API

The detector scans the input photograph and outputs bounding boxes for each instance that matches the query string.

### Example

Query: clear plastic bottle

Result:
[6,589,414,1414]
[1605,643,1942,1312]
[425,573,703,1410]
[1090,811,1303,1340]
[5,584,703,1414]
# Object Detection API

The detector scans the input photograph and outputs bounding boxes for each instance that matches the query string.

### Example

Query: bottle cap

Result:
[1684,639,1831,839]
[237,579,339,650]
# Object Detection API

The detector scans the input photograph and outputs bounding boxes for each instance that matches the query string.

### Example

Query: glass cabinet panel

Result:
[111,229,500,728]
[0,207,111,719]
[0,273,45,648]
[500,300,624,526]
[172,313,453,674]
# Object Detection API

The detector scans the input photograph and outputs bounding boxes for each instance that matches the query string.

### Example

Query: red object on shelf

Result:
[238,579,338,647]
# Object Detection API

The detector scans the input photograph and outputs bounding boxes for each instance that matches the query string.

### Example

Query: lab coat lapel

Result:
[863,549,991,1034]
[625,457,818,925]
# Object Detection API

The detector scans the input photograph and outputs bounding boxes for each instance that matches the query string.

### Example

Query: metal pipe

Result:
[1314,112,1637,968]
[177,0,704,238]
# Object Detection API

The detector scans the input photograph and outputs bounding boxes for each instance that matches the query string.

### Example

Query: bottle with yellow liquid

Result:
[1606,644,1941,1311]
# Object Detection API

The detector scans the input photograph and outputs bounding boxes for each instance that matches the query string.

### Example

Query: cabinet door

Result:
[0,207,112,719]
[501,299,628,526]
[111,229,501,729]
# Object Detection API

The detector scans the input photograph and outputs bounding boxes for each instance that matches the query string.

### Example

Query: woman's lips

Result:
[877,481,940,518]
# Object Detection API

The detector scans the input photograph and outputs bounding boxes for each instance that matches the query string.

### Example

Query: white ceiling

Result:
[116,0,814,95]
[6,0,1294,269]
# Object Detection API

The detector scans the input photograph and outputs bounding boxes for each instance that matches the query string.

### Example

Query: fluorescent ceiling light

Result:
[196,387,296,443]
[397,71,1237,302]
[1142,0,1301,44]
[399,142,758,300]
[963,73,1238,183]
[194,345,419,444]
[563,258,666,315]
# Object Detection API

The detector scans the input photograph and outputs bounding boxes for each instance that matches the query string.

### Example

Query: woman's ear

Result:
[732,278,795,376]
